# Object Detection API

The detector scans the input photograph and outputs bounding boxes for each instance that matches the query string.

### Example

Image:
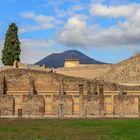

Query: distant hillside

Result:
[55,52,140,83]
[100,53,140,83]
[35,50,106,68]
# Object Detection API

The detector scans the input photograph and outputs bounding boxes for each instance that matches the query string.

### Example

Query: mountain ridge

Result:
[35,50,106,68]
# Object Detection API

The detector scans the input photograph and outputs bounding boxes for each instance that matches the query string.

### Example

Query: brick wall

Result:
[0,68,140,118]
[22,95,45,117]
[0,95,14,116]
[84,95,100,116]
[53,95,73,117]
[114,95,139,116]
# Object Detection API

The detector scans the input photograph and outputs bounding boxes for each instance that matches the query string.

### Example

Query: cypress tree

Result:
[2,23,21,65]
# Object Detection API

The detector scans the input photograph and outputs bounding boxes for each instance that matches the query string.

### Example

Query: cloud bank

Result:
[56,3,140,50]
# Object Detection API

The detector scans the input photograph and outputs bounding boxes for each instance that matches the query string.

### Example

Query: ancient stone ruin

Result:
[0,62,140,118]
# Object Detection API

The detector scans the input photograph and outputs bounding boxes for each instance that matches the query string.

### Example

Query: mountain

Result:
[35,50,106,68]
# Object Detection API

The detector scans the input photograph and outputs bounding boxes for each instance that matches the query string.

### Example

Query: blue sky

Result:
[0,0,140,65]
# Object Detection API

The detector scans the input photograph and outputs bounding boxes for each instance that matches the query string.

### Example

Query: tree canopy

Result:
[2,23,21,65]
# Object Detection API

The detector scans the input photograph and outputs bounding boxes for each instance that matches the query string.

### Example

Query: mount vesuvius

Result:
[35,50,106,68]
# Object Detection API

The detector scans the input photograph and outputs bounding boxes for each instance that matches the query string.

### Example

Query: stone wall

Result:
[64,59,80,67]
[0,68,140,118]
[56,64,112,79]
[0,95,14,117]
[84,95,100,116]
[53,95,73,117]
[22,95,45,117]
[0,93,140,118]
[114,95,139,117]
[0,68,118,92]
[17,62,47,70]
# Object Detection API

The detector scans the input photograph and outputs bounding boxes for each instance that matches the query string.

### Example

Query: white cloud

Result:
[55,3,140,49]
[61,5,85,17]
[42,0,85,19]
[20,12,64,33]
[19,25,41,33]
[56,6,140,50]
[18,3,140,54]
[21,39,53,49]
[21,39,54,49]
[65,17,86,30]
[21,12,55,30]
[57,17,97,47]
[42,0,80,9]
[90,4,138,18]
[20,39,54,64]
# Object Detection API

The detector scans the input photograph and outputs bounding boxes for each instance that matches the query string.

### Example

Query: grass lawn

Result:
[0,118,140,140]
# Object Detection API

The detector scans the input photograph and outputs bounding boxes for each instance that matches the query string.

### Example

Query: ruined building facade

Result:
[0,62,140,118]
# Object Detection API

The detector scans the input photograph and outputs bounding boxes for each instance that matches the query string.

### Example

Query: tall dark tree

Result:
[2,23,21,65]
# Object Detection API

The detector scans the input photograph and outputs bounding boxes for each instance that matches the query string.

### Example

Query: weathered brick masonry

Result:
[0,67,140,118]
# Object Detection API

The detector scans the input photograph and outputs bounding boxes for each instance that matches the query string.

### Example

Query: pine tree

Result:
[2,23,21,65]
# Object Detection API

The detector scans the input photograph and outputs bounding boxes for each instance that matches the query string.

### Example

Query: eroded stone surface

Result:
[22,95,45,117]
[0,67,139,118]
[0,95,14,116]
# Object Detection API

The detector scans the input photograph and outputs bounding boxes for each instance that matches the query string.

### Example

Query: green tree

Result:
[2,23,21,65]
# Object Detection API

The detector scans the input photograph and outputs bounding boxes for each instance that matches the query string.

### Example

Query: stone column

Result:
[59,78,64,95]
[99,82,104,116]
[58,100,64,118]
[0,76,7,95]
[79,84,84,118]
[29,76,37,95]
[87,81,91,94]
[93,81,98,95]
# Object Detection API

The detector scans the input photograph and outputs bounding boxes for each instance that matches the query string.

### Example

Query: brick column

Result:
[29,76,37,95]
[87,81,91,94]
[0,76,7,95]
[79,84,84,118]
[59,78,64,95]
[99,82,104,116]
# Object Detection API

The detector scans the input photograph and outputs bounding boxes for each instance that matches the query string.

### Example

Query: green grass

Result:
[0,118,140,140]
